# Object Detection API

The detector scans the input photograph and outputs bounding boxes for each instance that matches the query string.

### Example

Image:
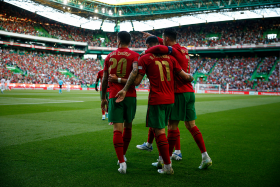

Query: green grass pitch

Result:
[0,90,280,187]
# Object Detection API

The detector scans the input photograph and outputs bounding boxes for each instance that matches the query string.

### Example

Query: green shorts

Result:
[100,91,109,101]
[169,92,197,121]
[108,97,136,123]
[146,104,173,129]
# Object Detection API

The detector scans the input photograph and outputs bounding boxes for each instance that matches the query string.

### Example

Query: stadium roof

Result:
[94,0,179,5]
[4,0,280,32]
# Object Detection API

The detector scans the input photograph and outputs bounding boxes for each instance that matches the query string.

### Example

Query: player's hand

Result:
[140,51,145,56]
[95,85,98,92]
[141,31,153,38]
[101,99,108,111]
[108,74,118,83]
[115,90,127,103]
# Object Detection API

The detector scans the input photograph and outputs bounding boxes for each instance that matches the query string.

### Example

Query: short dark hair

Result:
[146,36,159,46]
[163,28,177,41]
[117,31,131,45]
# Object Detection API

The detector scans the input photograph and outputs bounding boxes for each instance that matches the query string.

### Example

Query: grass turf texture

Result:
[0,90,280,187]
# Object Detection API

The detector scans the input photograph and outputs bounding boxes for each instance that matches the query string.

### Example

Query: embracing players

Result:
[141,28,212,169]
[115,36,193,174]
[101,31,139,174]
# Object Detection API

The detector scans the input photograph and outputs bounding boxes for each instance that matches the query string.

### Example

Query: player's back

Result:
[139,53,181,105]
[1,79,5,84]
[104,48,139,99]
[171,44,193,93]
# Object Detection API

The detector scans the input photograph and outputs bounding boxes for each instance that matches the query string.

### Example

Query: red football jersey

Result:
[156,37,194,93]
[138,53,182,105]
[96,69,104,90]
[104,47,139,99]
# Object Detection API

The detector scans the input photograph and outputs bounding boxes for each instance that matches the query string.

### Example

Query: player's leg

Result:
[154,128,173,174]
[105,92,109,118]
[109,98,126,174]
[122,97,136,158]
[136,127,154,151]
[113,122,126,173]
[174,127,181,154]
[185,120,212,169]
[185,92,212,169]
[169,93,188,160]
[148,104,174,174]
[168,120,180,159]
[100,91,106,120]
[1,85,4,93]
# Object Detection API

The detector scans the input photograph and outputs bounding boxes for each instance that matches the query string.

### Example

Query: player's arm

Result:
[108,74,142,86]
[172,56,193,82]
[177,70,194,82]
[141,32,163,45]
[95,74,100,91]
[144,45,180,57]
[115,62,138,103]
[101,70,109,111]
[108,74,127,84]
[133,74,144,86]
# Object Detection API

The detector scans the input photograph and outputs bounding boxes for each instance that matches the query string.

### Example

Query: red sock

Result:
[175,127,181,150]
[147,127,154,144]
[168,129,180,156]
[123,128,132,155]
[156,133,170,165]
[154,130,161,156]
[113,130,124,163]
[189,126,206,153]
[102,109,105,115]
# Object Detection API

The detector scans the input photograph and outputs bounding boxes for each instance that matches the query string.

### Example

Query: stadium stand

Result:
[1,3,279,48]
[1,49,101,85]
[0,2,279,92]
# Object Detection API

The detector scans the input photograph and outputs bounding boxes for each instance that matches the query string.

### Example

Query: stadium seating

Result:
[1,48,279,91]
[1,3,279,48]
[1,50,101,85]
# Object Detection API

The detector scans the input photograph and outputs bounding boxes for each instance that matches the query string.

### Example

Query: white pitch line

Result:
[0,101,84,105]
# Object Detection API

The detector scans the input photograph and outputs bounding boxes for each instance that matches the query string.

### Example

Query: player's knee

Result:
[124,122,132,128]
[154,128,165,136]
[184,120,196,130]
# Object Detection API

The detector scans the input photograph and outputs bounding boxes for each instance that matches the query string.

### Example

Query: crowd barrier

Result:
[3,84,280,95]
[202,90,280,96]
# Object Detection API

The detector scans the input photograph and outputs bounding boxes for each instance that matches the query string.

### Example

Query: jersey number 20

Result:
[109,58,127,77]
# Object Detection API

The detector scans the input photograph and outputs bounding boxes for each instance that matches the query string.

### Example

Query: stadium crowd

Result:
[1,49,279,92]
[0,50,101,85]
[1,2,279,48]
[205,57,261,90]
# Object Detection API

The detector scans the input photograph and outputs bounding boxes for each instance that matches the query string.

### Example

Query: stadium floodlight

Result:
[80,5,83,9]
[109,10,113,15]
[64,0,67,5]
[119,10,122,16]
[102,8,105,13]
[95,9,98,13]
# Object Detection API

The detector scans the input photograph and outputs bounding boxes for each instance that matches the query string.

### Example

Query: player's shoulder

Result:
[178,45,188,54]
[169,55,177,61]
[107,50,118,58]
[140,53,153,61]
[126,49,139,58]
